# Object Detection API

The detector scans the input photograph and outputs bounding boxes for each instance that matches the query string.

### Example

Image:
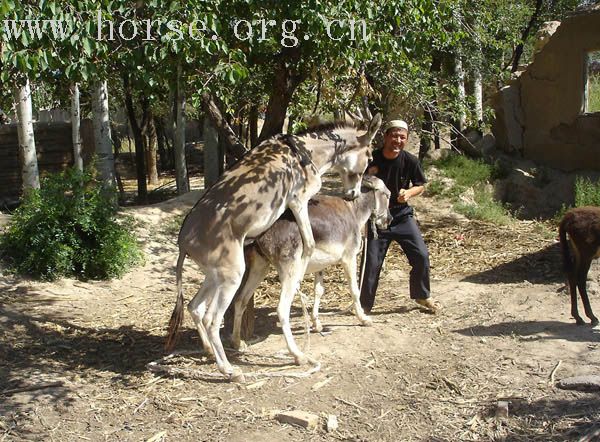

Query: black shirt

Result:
[368,149,427,209]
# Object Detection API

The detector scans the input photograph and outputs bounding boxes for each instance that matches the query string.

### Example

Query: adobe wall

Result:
[493,9,600,171]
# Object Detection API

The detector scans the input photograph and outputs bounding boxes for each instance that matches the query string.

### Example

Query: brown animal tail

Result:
[559,219,574,274]
[165,251,187,352]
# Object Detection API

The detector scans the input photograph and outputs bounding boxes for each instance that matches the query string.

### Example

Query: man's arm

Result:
[397,185,424,203]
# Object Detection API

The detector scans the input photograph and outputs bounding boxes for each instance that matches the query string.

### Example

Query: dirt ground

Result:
[2,175,600,442]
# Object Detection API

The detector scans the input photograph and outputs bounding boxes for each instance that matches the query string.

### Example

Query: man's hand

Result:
[397,189,409,203]
[367,166,379,175]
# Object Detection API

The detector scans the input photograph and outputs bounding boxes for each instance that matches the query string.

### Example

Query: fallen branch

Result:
[549,360,562,385]
[1,381,64,396]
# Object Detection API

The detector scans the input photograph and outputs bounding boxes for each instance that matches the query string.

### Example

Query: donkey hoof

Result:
[232,340,248,352]
[230,370,246,383]
[313,322,323,333]
[591,318,599,327]
[361,317,374,327]
[294,354,309,366]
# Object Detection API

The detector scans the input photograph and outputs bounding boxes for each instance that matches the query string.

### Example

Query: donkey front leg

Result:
[341,255,372,327]
[289,199,315,260]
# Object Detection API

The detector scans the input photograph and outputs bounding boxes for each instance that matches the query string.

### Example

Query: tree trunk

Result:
[473,67,484,126]
[14,78,40,191]
[419,53,442,160]
[202,116,221,189]
[454,54,467,131]
[155,117,171,171]
[123,75,148,204]
[91,80,116,193]
[71,83,83,171]
[511,0,543,73]
[110,123,126,200]
[419,109,433,161]
[258,55,304,142]
[174,62,189,195]
[201,92,248,160]
[249,105,258,148]
[144,108,159,186]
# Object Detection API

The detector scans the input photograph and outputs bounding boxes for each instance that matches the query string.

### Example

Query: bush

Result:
[0,168,143,280]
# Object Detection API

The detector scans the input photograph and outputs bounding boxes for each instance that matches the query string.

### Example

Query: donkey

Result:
[165,115,382,381]
[230,175,391,361]
[559,206,600,326]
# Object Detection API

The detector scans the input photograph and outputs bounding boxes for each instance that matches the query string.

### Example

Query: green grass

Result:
[454,188,514,225]
[426,154,516,225]
[425,179,445,197]
[574,176,600,207]
[430,155,494,188]
[588,76,600,113]
[553,176,600,223]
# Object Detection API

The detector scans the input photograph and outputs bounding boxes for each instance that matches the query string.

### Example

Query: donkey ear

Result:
[358,113,382,146]
[361,174,376,190]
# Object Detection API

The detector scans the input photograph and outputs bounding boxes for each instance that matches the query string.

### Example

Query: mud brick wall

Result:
[0,122,74,206]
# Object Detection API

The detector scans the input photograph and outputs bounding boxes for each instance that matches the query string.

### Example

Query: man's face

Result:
[382,128,408,159]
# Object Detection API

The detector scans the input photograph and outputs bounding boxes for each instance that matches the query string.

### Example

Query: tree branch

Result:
[201,92,248,160]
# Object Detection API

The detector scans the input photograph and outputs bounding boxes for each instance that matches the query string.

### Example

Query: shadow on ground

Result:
[461,243,563,285]
[453,320,600,343]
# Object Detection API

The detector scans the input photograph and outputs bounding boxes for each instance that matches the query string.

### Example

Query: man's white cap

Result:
[383,119,409,133]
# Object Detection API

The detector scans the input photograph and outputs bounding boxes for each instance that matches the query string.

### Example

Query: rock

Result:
[275,410,319,430]
[326,414,339,433]
[557,376,600,392]
[496,401,509,418]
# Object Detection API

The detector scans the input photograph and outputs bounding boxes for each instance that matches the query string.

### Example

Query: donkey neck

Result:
[348,191,376,225]
[295,131,351,173]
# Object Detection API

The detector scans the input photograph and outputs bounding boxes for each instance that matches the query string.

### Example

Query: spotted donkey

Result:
[165,115,382,381]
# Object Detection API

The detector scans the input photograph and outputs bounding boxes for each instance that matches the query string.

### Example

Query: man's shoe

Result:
[415,298,438,313]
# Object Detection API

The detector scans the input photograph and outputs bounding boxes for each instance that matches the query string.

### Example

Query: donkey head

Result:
[333,113,382,200]
[362,175,392,230]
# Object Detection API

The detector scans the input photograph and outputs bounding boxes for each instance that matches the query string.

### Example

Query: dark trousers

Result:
[359,208,431,312]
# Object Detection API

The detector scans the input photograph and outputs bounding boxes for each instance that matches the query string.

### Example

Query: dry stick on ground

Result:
[549,360,562,385]
[0,381,64,396]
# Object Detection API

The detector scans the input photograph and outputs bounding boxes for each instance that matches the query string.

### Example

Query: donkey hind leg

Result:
[277,259,313,366]
[202,264,246,381]
[577,259,598,326]
[187,276,217,357]
[231,252,269,351]
[311,272,325,333]
[341,255,372,326]
[568,270,585,325]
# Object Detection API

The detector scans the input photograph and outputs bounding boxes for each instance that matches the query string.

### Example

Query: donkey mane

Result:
[293,120,357,136]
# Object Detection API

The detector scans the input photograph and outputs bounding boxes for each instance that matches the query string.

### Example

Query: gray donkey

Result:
[230,175,392,361]
[166,115,382,381]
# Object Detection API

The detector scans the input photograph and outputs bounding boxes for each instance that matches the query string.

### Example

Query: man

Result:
[359,119,437,314]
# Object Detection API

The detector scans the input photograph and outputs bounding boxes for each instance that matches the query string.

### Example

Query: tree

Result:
[14,78,40,190]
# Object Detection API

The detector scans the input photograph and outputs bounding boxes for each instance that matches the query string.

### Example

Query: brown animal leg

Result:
[231,250,269,350]
[577,260,598,326]
[569,271,585,325]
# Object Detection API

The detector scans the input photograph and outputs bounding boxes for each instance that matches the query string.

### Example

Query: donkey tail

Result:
[559,218,573,274]
[165,251,187,352]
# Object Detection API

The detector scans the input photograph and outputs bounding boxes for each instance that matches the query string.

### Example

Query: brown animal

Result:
[165,115,382,381]
[559,206,600,325]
